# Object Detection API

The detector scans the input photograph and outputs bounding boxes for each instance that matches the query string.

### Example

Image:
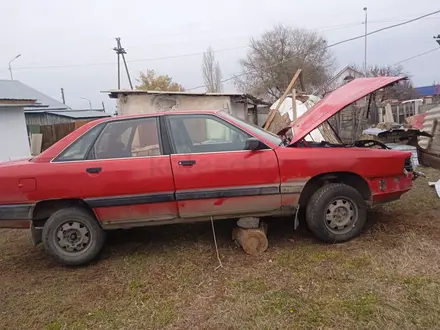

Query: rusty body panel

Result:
[94,202,178,227]
[0,203,33,228]
[100,195,289,230]
[176,195,283,219]
[0,220,31,228]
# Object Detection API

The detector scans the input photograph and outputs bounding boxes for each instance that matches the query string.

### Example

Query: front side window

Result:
[54,124,103,162]
[90,117,162,160]
[220,112,283,146]
[167,114,251,154]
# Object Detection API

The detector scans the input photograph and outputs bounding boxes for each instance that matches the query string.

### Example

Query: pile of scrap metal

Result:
[360,122,431,146]
[359,104,440,170]
[360,123,431,168]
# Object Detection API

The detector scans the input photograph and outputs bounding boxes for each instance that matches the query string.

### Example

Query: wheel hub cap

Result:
[325,198,357,233]
[56,222,90,252]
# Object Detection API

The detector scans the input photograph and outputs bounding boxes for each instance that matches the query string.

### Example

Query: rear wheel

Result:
[42,207,105,266]
[306,183,367,243]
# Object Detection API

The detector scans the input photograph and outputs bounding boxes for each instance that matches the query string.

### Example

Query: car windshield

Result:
[220,112,284,146]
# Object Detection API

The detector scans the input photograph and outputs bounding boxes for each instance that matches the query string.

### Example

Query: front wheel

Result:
[42,207,106,266]
[306,183,367,243]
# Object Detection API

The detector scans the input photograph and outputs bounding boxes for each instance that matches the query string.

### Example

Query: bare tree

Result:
[235,24,335,101]
[202,47,222,92]
[352,64,419,101]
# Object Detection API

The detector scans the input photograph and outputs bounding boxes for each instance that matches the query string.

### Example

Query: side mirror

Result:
[245,137,261,151]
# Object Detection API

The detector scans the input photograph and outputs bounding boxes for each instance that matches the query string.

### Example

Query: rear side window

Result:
[54,125,103,162]
[90,117,162,160]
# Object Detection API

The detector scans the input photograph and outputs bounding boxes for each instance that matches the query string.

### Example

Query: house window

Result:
[343,75,354,84]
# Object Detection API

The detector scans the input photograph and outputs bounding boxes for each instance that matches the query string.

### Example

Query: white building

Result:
[320,66,365,96]
[104,90,269,124]
[0,98,36,162]
[327,66,365,89]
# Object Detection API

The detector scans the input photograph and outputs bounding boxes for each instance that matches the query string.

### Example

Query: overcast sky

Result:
[1,0,439,113]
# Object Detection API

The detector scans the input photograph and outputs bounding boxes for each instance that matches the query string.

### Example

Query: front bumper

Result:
[368,173,413,206]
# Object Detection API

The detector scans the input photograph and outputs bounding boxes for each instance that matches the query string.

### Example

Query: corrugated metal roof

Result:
[415,85,440,97]
[418,105,440,152]
[0,80,69,110]
[47,110,111,119]
[103,90,271,106]
[0,104,37,108]
[103,89,247,97]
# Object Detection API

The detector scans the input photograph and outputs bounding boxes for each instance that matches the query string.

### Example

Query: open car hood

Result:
[282,77,406,145]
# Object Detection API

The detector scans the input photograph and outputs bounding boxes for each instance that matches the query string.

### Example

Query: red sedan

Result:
[0,77,414,266]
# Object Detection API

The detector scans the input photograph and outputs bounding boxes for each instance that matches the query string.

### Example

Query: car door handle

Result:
[86,167,102,174]
[178,160,196,166]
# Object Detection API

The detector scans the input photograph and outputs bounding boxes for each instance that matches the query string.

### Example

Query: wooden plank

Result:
[291,88,297,121]
[265,111,292,134]
[30,134,43,155]
[27,125,41,134]
[75,120,89,129]
[318,122,340,144]
[299,72,305,92]
[264,69,302,130]
[40,122,77,151]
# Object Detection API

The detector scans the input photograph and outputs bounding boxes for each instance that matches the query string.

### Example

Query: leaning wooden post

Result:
[291,88,297,121]
[264,69,302,130]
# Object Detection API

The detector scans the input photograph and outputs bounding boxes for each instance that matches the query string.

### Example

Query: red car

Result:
[0,77,415,266]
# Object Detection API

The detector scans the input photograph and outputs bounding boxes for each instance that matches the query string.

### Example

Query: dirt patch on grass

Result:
[1,167,440,330]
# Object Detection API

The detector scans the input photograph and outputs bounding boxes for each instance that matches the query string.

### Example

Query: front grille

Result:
[404,157,413,172]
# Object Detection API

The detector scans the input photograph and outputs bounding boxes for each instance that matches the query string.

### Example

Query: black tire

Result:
[42,207,106,266]
[306,183,367,243]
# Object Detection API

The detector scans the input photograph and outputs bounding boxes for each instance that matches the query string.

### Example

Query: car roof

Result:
[31,109,225,162]
[99,109,222,123]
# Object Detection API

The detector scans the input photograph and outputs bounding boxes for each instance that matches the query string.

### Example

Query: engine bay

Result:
[289,139,389,149]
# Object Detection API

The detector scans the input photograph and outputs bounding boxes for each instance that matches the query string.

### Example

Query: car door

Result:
[166,113,281,219]
[50,116,178,228]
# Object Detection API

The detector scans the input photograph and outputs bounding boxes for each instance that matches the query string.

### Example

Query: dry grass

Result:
[1,167,440,330]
